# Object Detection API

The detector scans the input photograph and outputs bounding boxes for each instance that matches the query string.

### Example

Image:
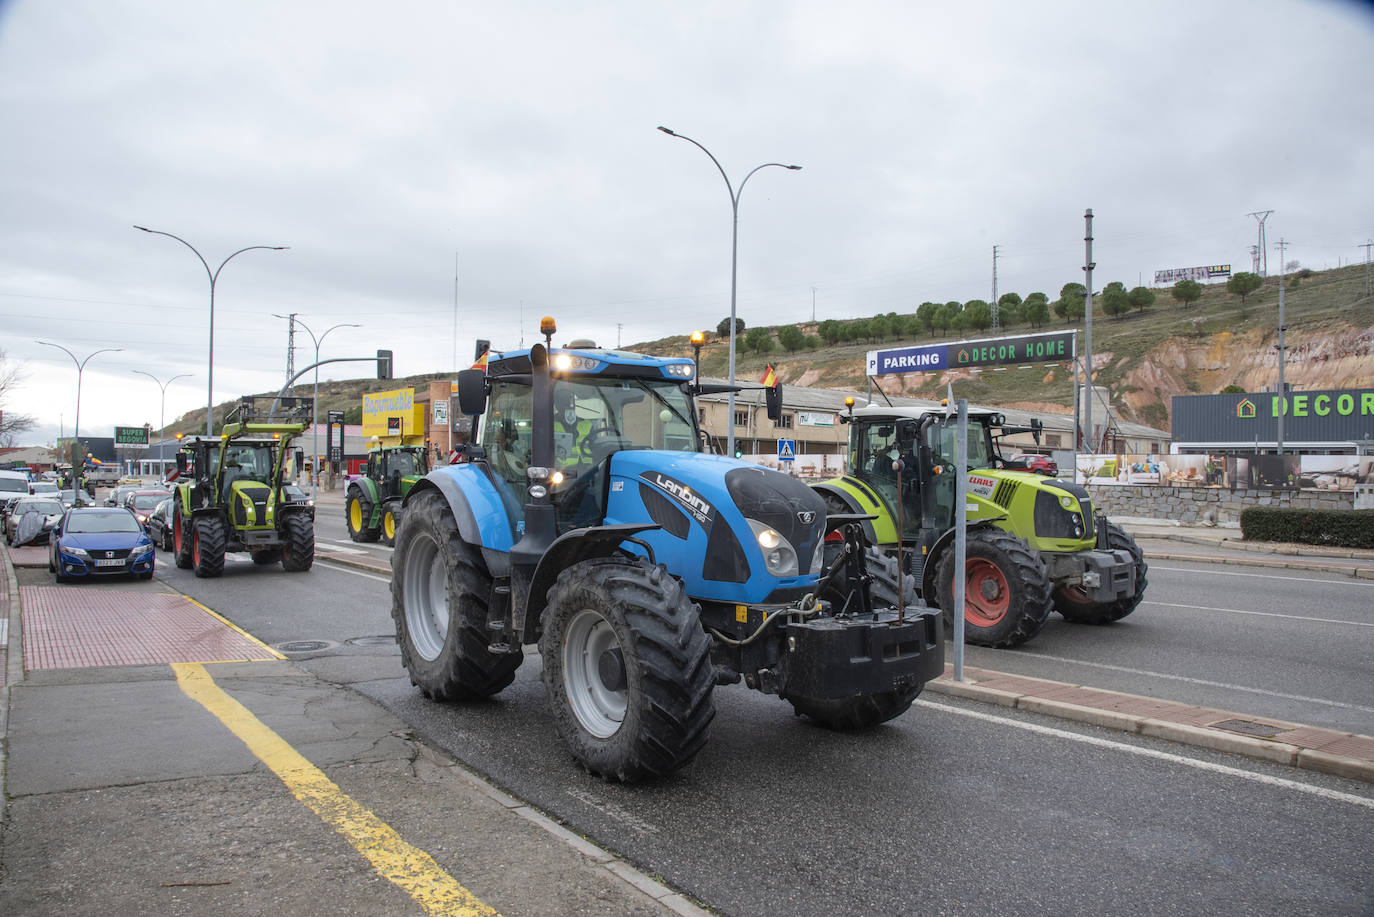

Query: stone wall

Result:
[1085,484,1354,526]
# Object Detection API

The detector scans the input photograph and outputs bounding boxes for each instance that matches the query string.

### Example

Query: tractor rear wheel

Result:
[380,500,401,546]
[1053,522,1148,625]
[391,489,522,700]
[280,514,315,572]
[346,490,379,542]
[191,516,227,579]
[789,687,921,730]
[173,504,193,569]
[935,528,1052,648]
[540,556,715,782]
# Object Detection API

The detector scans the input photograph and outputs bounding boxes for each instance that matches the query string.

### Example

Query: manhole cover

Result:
[277,640,333,653]
[1210,718,1287,738]
[347,635,397,647]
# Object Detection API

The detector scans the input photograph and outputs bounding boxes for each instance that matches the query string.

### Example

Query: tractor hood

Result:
[604,451,827,605]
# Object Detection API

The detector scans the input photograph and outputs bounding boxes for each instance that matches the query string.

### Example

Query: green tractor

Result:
[813,403,1147,648]
[346,442,430,545]
[170,401,316,578]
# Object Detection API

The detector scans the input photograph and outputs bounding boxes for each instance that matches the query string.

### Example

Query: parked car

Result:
[125,490,172,525]
[58,488,97,509]
[105,483,143,508]
[1007,453,1059,476]
[0,469,30,519]
[49,507,155,582]
[4,496,65,545]
[28,480,60,497]
[145,497,175,551]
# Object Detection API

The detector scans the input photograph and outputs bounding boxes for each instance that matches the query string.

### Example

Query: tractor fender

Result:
[920,520,1014,600]
[404,468,517,577]
[811,479,880,546]
[347,476,383,527]
[521,523,660,643]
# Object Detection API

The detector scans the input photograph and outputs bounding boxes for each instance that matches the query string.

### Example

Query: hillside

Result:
[165,263,1374,437]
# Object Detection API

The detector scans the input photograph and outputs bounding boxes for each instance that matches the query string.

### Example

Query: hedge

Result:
[1239,507,1374,549]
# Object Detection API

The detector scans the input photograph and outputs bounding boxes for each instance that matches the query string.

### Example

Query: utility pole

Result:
[991,244,1001,329]
[811,286,817,323]
[1275,238,1289,455]
[1249,244,1260,275]
[1249,211,1272,277]
[452,253,459,370]
[284,312,297,384]
[1360,240,1373,297]
[1082,210,1095,452]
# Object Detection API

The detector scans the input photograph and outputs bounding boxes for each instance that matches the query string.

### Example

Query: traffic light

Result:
[377,349,393,380]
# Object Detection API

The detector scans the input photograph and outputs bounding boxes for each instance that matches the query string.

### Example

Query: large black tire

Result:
[539,556,715,782]
[1053,522,1148,625]
[390,489,522,700]
[789,687,922,730]
[280,514,315,572]
[935,528,1052,648]
[346,489,379,543]
[380,500,401,547]
[191,515,227,579]
[173,504,193,569]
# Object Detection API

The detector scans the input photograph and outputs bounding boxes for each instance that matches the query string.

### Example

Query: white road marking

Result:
[315,561,391,584]
[1019,652,1374,714]
[320,542,370,556]
[1150,564,1374,587]
[915,698,1374,810]
[1145,600,1374,627]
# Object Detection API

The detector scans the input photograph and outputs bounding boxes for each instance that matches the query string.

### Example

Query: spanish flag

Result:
[760,364,778,387]
[471,350,489,371]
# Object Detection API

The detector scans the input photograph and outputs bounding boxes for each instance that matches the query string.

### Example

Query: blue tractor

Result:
[389,322,944,781]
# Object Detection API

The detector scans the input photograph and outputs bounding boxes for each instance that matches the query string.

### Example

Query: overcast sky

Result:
[2,0,1371,448]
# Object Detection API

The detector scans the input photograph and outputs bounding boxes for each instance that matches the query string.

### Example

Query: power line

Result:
[1248,210,1273,276]
[1360,240,1373,297]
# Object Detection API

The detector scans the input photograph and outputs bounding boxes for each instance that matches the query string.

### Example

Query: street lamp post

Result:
[134,226,288,436]
[273,314,361,501]
[132,370,191,479]
[37,342,121,496]
[657,126,801,457]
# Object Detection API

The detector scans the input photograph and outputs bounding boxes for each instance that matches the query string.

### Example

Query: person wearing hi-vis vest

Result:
[553,387,595,468]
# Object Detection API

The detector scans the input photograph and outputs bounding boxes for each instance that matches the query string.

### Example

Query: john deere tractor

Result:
[813,403,1146,648]
[389,321,943,782]
[346,442,429,545]
[170,399,316,578]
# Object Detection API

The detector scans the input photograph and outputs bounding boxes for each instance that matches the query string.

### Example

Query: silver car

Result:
[4,496,66,545]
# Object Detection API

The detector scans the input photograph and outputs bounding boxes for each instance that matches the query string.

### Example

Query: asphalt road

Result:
[145,521,1374,917]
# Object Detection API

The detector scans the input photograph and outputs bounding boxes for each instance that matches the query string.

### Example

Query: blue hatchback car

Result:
[49,507,156,583]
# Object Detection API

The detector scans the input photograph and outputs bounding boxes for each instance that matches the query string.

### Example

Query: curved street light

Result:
[657,126,801,457]
[36,341,122,494]
[273,314,361,500]
[134,225,289,436]
[132,370,191,478]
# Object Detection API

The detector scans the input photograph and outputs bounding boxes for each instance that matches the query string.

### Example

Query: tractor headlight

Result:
[747,519,799,577]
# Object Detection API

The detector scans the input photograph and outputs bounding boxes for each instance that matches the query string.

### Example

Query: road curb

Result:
[925,673,1374,784]
[1140,548,1374,579]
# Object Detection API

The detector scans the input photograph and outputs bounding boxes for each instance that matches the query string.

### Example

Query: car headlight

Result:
[131,543,153,557]
[747,518,799,577]
[65,545,90,559]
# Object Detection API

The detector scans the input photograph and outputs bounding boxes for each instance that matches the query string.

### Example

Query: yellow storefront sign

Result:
[362,387,426,439]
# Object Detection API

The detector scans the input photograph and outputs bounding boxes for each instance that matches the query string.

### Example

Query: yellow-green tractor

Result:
[346,444,429,545]
[813,404,1146,648]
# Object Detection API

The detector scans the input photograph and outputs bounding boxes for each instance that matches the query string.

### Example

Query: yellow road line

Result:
[173,594,288,660]
[172,662,499,917]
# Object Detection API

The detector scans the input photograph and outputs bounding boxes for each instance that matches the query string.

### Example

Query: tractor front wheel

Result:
[191,516,227,579]
[391,489,522,700]
[1053,522,1148,625]
[788,687,921,730]
[936,528,1052,648]
[346,490,379,542]
[280,514,315,572]
[539,556,715,782]
[380,500,401,546]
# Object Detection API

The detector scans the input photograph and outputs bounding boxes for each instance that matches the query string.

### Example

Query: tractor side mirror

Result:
[456,369,488,416]
[765,383,783,422]
[1031,418,1044,445]
[294,449,305,475]
[175,453,188,474]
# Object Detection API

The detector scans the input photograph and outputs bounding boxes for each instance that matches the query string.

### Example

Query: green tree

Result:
[963,299,992,332]
[744,326,773,353]
[804,334,821,349]
[1220,384,1246,394]
[1101,281,1131,319]
[934,303,957,334]
[1055,283,1086,323]
[869,313,894,340]
[916,301,941,336]
[1171,278,1202,308]
[716,317,745,337]
[844,318,871,342]
[1127,285,1155,314]
[1022,292,1050,328]
[997,292,1022,328]
[1226,272,1263,304]
[817,319,843,345]
[0,348,36,446]
[777,325,806,352]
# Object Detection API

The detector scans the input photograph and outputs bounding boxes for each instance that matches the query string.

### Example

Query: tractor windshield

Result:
[389,449,426,477]
[926,418,996,470]
[222,443,276,485]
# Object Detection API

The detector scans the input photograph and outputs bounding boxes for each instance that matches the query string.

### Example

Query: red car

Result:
[1008,453,1059,476]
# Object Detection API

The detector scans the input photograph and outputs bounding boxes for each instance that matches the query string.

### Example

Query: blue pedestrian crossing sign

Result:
[777,439,796,462]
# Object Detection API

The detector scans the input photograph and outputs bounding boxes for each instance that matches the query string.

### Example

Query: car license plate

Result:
[95,558,125,567]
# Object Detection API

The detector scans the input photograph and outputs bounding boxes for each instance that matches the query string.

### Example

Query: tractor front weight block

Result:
[779,609,943,700]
